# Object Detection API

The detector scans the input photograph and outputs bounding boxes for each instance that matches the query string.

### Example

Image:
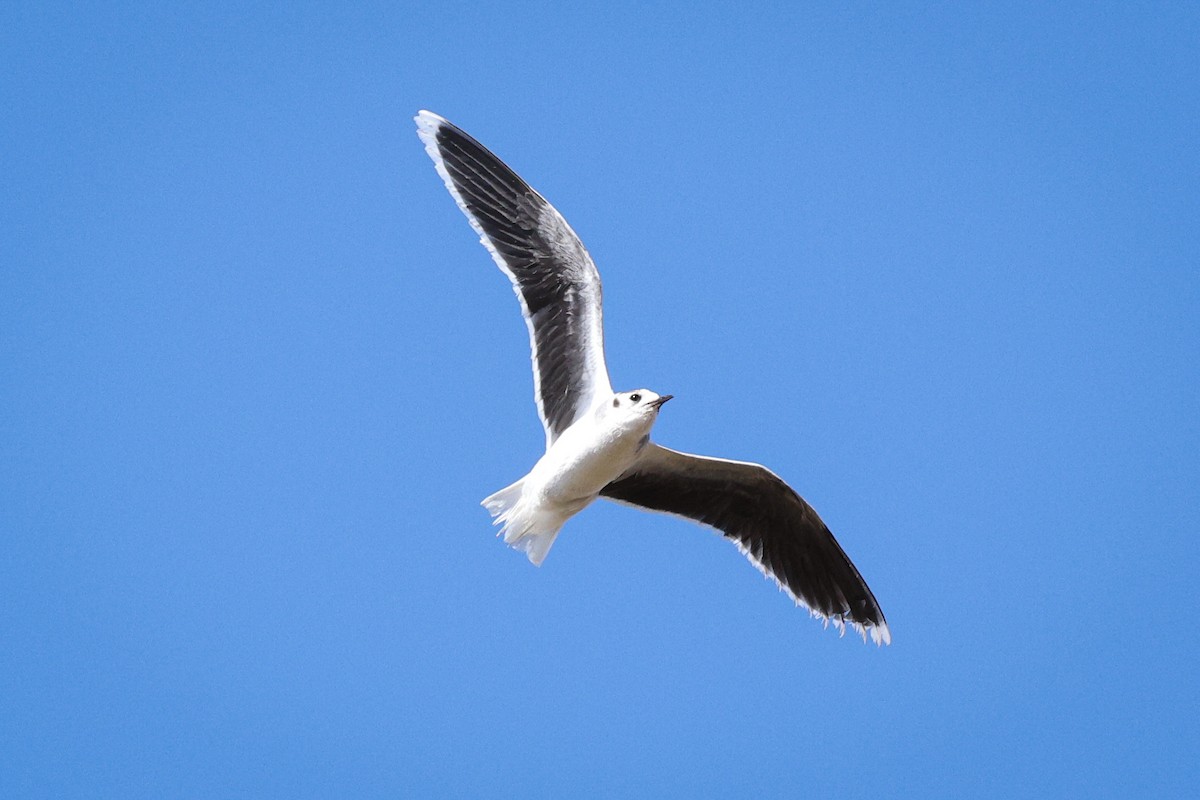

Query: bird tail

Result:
[481,478,564,566]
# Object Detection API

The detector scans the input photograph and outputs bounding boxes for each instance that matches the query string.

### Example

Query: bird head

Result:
[609,389,673,425]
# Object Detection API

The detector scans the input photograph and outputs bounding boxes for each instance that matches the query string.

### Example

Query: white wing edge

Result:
[415,110,557,447]
[415,110,613,449]
[611,445,892,646]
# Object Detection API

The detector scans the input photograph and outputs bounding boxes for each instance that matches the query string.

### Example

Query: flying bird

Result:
[415,110,890,645]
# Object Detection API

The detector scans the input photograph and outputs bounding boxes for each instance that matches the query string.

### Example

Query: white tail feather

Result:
[481,479,565,566]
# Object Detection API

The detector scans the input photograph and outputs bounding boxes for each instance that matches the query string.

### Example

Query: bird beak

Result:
[649,394,673,409]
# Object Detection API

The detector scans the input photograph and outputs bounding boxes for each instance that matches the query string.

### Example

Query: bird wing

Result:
[600,444,890,644]
[416,111,613,447]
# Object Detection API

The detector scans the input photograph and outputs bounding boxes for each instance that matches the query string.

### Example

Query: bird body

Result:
[416,110,891,645]
[484,390,669,565]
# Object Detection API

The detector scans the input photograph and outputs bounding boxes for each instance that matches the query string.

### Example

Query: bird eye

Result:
[612,398,619,407]
[630,393,642,403]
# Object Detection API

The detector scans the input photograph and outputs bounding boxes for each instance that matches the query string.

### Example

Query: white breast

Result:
[528,407,650,507]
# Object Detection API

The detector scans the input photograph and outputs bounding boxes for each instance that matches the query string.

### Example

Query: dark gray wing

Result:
[416,111,613,446]
[601,444,890,644]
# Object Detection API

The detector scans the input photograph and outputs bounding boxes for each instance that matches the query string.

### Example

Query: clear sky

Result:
[2,2,1197,797]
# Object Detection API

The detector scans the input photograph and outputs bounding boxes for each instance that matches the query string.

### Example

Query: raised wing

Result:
[416,111,613,446]
[601,444,890,644]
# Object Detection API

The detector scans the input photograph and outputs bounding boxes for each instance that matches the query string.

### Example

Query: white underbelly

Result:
[529,425,643,507]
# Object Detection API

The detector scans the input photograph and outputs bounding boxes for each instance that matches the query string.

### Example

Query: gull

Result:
[415,110,890,645]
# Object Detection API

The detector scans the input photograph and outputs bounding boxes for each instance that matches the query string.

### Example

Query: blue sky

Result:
[2,2,1197,797]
